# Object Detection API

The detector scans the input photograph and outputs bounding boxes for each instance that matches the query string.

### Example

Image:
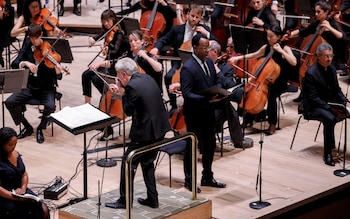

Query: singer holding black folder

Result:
[181,34,226,193]
[301,43,350,166]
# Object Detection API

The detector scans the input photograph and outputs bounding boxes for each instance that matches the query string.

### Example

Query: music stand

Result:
[42,37,74,63]
[120,17,141,37]
[229,24,266,54]
[50,104,120,200]
[0,69,29,127]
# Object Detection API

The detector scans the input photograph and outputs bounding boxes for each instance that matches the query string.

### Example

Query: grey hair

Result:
[114,57,138,76]
[209,40,221,54]
[316,43,333,54]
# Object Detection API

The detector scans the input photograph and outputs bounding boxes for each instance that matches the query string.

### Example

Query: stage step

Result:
[59,181,212,219]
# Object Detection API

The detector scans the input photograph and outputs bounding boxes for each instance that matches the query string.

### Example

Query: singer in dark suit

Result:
[150,4,216,112]
[180,34,226,193]
[105,57,170,209]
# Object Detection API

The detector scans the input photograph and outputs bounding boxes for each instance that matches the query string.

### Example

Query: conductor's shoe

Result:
[36,128,44,144]
[137,198,158,208]
[105,200,126,209]
[324,154,335,166]
[17,127,33,139]
[73,8,81,16]
[184,182,201,193]
[201,178,226,188]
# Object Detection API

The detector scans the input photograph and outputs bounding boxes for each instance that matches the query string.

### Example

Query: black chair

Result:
[155,139,187,187]
[290,104,321,150]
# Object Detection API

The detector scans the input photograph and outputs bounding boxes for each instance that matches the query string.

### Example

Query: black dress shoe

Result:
[36,128,45,144]
[105,200,126,209]
[137,198,158,208]
[184,183,201,193]
[324,154,335,166]
[58,6,64,16]
[201,178,226,188]
[17,127,33,139]
[98,126,113,141]
[73,8,81,16]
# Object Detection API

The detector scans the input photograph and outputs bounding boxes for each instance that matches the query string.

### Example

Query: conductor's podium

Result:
[59,181,212,219]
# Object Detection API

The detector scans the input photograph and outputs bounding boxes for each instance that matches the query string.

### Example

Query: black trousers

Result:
[306,108,342,155]
[184,110,216,183]
[81,67,115,98]
[5,88,55,128]
[118,139,162,204]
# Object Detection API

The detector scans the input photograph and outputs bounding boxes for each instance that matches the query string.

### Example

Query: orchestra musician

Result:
[11,0,61,37]
[0,0,13,67]
[244,0,280,29]
[58,0,82,16]
[288,0,348,77]
[181,34,226,193]
[301,43,350,166]
[150,4,216,113]
[229,24,297,135]
[82,9,130,105]
[116,0,176,39]
[5,24,63,144]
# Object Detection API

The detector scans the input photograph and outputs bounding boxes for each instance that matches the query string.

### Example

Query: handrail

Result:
[125,132,198,219]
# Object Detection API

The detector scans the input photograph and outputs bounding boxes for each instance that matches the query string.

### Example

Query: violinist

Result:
[229,24,297,135]
[5,24,63,144]
[244,0,280,29]
[11,0,60,37]
[125,30,163,89]
[116,0,176,39]
[301,43,350,166]
[82,9,129,105]
[150,4,215,113]
[288,1,348,76]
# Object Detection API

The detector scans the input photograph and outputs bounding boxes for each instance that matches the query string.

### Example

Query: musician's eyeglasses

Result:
[319,54,335,59]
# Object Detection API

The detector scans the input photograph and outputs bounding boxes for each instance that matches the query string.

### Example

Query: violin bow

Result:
[95,16,127,43]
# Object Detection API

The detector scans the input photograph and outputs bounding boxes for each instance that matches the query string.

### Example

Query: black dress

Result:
[0,154,44,219]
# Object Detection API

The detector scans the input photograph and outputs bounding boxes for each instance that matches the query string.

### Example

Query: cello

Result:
[240,49,280,114]
[139,1,166,51]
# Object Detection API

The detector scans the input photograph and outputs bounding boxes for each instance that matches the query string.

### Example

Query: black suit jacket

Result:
[302,62,348,114]
[122,73,170,143]
[180,56,221,118]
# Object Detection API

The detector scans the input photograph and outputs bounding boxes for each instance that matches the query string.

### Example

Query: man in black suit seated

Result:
[302,43,350,166]
[105,57,170,209]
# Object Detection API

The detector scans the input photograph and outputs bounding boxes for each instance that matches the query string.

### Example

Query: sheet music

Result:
[50,104,110,129]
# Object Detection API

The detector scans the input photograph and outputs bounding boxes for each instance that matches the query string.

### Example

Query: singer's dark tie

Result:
[202,61,210,77]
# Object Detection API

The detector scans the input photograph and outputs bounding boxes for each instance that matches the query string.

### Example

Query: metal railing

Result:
[125,132,198,219]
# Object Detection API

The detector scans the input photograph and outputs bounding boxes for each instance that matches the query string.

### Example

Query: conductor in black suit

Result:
[181,34,226,192]
[105,57,170,209]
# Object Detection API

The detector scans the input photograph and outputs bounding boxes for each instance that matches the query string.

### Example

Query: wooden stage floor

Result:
[2,1,350,218]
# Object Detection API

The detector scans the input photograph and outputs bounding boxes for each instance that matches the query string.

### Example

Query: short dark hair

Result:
[192,34,208,47]
[27,24,42,37]
[269,24,283,36]
[101,9,118,30]
[315,0,332,12]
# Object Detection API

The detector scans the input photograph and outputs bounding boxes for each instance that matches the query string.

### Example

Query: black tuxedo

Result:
[118,73,170,205]
[180,55,221,182]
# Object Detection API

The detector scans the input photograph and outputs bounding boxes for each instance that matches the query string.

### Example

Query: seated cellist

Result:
[229,24,297,135]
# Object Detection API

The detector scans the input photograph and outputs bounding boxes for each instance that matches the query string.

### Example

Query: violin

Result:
[33,41,70,75]
[0,0,9,18]
[103,26,118,56]
[33,8,59,32]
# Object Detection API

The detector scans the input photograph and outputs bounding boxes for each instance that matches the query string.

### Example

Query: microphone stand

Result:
[249,119,271,209]
[96,49,117,168]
